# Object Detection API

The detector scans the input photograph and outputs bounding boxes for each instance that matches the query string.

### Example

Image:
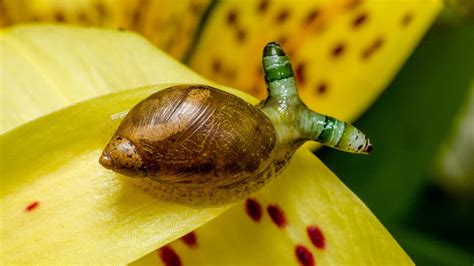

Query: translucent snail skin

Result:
[99,42,372,204]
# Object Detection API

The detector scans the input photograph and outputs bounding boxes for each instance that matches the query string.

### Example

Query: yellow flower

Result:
[0,0,442,262]
[0,24,398,265]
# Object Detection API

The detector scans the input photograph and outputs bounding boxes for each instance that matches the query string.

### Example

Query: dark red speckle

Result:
[307,225,326,249]
[181,231,198,248]
[257,0,269,13]
[181,232,197,248]
[267,204,287,228]
[54,12,65,22]
[245,198,263,222]
[352,12,368,28]
[276,9,290,24]
[316,83,328,95]
[361,37,384,59]
[236,28,247,42]
[95,2,106,17]
[304,9,320,25]
[159,246,182,266]
[331,43,346,58]
[295,63,306,85]
[25,201,39,212]
[401,12,414,27]
[212,59,222,73]
[227,9,238,25]
[295,245,315,266]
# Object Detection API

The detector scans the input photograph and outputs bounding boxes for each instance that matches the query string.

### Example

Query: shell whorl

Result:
[102,85,276,186]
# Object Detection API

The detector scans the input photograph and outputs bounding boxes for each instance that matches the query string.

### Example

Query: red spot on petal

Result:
[276,9,290,24]
[296,63,306,85]
[401,12,414,27]
[257,0,269,14]
[316,83,328,95]
[245,198,263,222]
[267,204,287,228]
[212,59,222,73]
[25,201,39,212]
[95,2,106,17]
[352,12,368,28]
[295,245,315,266]
[181,231,198,248]
[361,37,384,60]
[227,9,238,25]
[236,28,247,42]
[331,43,346,58]
[250,84,262,96]
[159,246,182,266]
[307,225,325,249]
[54,12,65,23]
[304,9,320,25]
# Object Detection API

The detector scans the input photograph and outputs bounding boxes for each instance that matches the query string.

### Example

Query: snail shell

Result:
[100,85,280,203]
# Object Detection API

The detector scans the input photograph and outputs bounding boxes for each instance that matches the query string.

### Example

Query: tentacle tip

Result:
[366,143,373,153]
[263,42,286,57]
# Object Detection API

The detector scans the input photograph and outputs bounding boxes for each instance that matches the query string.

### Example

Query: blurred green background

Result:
[317,10,474,265]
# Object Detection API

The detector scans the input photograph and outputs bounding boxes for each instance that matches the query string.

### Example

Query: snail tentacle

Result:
[262,42,300,107]
[260,42,372,154]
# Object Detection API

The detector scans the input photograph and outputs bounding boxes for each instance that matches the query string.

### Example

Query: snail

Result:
[99,42,372,204]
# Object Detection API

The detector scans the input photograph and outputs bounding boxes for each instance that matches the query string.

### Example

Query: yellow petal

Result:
[189,0,442,122]
[1,25,411,264]
[0,85,234,264]
[0,0,211,59]
[1,1,442,122]
[0,24,206,133]
[133,149,413,265]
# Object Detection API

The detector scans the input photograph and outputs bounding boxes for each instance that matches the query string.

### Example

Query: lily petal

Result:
[1,25,411,264]
[133,149,413,265]
[0,85,233,264]
[1,0,442,123]
[189,0,443,121]
[0,24,206,133]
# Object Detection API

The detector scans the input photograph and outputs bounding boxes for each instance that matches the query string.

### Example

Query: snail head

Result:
[99,136,146,177]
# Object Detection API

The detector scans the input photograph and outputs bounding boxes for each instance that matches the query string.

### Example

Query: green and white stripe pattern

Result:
[260,42,372,154]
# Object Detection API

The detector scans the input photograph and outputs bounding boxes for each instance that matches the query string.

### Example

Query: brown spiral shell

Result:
[100,84,277,203]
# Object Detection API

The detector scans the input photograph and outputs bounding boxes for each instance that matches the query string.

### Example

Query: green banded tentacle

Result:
[262,42,299,104]
[298,108,372,153]
[259,42,372,154]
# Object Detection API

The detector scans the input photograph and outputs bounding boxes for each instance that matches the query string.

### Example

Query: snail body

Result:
[100,43,372,204]
[100,85,283,203]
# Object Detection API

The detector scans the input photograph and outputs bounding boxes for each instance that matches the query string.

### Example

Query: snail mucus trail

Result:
[99,42,372,204]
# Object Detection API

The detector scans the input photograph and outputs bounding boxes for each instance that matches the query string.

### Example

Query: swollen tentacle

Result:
[260,42,372,154]
[298,108,373,154]
[262,42,300,106]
